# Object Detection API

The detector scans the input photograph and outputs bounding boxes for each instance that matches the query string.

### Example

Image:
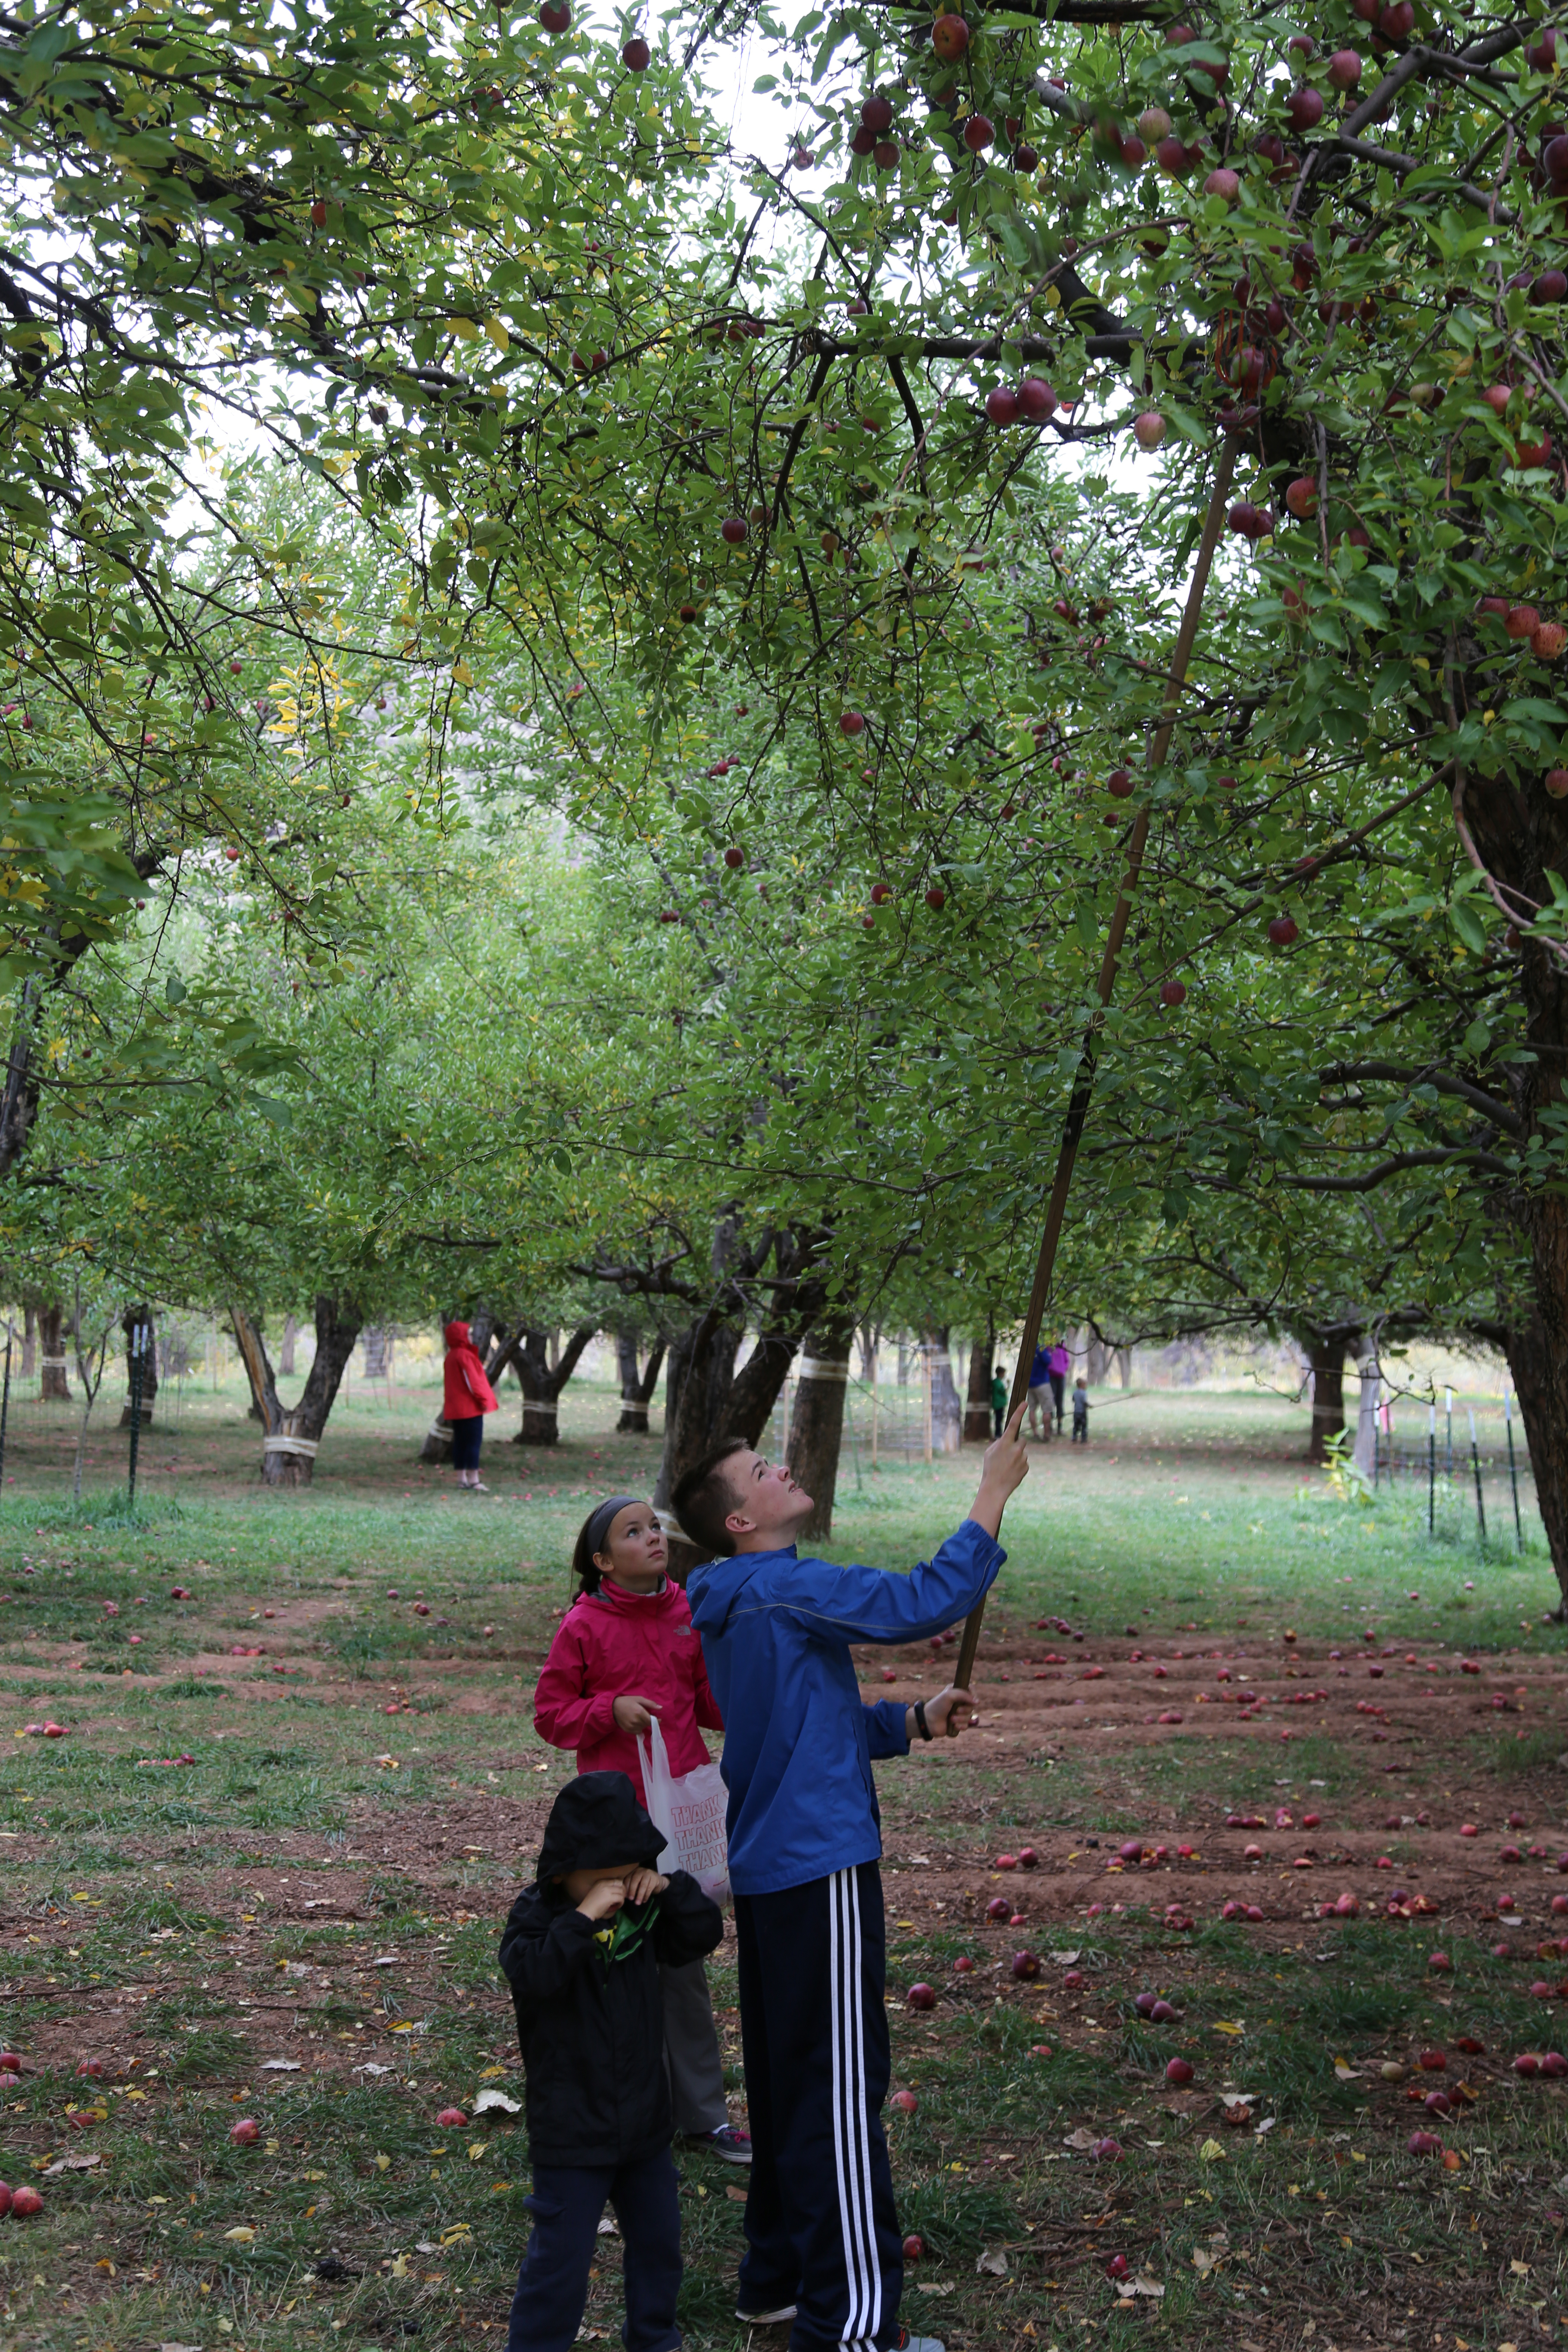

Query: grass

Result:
[0,1375,1564,2349]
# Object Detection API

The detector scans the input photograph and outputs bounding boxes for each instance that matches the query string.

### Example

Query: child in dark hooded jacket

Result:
[499,1770,723,2352]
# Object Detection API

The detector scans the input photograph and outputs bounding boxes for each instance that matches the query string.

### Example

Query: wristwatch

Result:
[913,1699,933,1743]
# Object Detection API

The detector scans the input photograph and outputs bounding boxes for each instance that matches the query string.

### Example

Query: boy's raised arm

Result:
[787,1406,1030,1646]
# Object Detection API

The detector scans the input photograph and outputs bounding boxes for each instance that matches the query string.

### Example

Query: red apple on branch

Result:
[931,12,969,58]
[622,35,650,68]
[1327,48,1362,87]
[963,113,994,151]
[1134,411,1167,450]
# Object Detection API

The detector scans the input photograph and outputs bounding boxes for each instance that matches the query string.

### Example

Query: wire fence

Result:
[1367,1390,1538,1556]
[762,1355,974,1469]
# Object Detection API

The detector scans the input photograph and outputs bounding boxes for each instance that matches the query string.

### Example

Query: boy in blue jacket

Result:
[673,1406,1029,2352]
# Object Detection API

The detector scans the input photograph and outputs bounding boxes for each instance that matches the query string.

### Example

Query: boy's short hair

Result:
[672,1438,750,1557]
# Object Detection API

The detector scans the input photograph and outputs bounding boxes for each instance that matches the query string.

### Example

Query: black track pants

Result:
[734,1862,904,2351]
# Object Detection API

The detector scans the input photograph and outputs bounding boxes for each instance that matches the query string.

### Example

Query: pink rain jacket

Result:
[533,1576,725,1807]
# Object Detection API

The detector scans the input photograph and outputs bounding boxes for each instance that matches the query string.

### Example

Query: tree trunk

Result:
[39,1302,69,1401]
[924,1329,962,1454]
[505,1322,597,1446]
[786,1314,856,1540]
[1084,1335,1114,1386]
[615,1328,666,1434]
[1116,1348,1133,1389]
[21,1300,34,1377]
[279,1313,298,1377]
[118,1304,158,1427]
[362,1326,390,1378]
[1302,1332,1351,1464]
[963,1326,994,1443]
[1487,1307,1565,1609]
[230,1296,363,1487]
[1352,1339,1380,1483]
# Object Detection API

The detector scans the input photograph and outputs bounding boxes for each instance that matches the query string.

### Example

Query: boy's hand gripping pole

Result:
[946,441,1239,1727]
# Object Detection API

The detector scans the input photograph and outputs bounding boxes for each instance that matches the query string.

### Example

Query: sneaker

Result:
[686,2122,752,2163]
[891,2333,945,2352]
[735,2303,797,2325]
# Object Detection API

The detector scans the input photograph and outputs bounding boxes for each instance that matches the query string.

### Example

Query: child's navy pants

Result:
[505,2146,681,2352]
[735,1862,904,2351]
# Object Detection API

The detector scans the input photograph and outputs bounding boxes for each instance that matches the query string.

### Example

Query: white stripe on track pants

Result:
[734,1862,904,2351]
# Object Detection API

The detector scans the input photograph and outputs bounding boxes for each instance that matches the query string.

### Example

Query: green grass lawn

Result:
[0,1377,1564,2351]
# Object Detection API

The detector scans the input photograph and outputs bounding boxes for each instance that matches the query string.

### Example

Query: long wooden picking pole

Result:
[947,438,1239,1727]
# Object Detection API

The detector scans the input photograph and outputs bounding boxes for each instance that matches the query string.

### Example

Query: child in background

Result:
[1072,1376,1090,1443]
[499,1771,723,2352]
[533,1497,749,2162]
[442,1320,498,1492]
[990,1362,1008,1439]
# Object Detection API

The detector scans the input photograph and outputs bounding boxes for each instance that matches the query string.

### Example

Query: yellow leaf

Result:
[1199,2139,1225,2162]
[390,2255,409,2278]
[223,2226,255,2244]
[468,2141,488,2161]
[1213,2021,1244,2037]
[449,316,480,341]
[375,2153,391,2171]
[483,318,509,351]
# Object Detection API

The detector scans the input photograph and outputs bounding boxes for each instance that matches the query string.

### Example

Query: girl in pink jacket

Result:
[533,1495,749,2165]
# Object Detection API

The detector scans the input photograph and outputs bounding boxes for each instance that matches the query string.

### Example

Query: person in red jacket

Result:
[534,1495,750,2166]
[443,1321,499,1491]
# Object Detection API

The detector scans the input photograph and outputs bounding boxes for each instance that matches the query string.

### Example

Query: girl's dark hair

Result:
[570,1495,643,1599]
[570,1517,604,1599]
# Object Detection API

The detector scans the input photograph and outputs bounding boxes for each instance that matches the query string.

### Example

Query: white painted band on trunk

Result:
[41,1356,67,1367]
[796,1359,850,1383]
[655,1508,686,1540]
[263,1435,320,1457]
[427,1418,452,1439]
[521,1397,558,1415]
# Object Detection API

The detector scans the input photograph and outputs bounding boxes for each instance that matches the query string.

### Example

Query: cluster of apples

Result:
[0,2181,43,2219]
[1477,597,1567,662]
[983,377,1060,428]
[848,92,901,171]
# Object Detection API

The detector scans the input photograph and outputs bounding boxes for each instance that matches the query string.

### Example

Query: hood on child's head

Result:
[535,1770,666,1882]
[444,1320,472,1351]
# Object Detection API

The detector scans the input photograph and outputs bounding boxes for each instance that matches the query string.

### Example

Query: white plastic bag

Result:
[638,1718,730,1905]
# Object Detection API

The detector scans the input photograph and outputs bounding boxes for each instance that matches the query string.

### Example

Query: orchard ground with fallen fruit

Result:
[0,1373,1565,2350]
